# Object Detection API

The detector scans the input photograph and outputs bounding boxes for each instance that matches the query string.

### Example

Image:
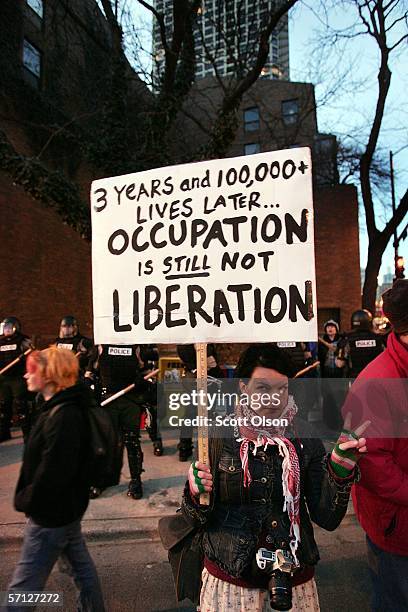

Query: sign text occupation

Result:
[91,148,317,344]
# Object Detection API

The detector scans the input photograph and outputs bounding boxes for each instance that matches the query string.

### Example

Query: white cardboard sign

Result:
[91,148,317,344]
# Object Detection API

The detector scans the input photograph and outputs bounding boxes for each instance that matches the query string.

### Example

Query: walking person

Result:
[5,347,105,612]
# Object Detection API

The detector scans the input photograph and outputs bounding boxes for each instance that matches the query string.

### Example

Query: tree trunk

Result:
[362,237,388,313]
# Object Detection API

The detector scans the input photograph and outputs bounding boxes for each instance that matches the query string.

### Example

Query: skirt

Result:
[199,568,320,612]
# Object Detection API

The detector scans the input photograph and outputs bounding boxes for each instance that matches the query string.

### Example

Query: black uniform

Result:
[54,334,94,377]
[274,341,319,420]
[318,332,345,432]
[138,345,163,456]
[274,342,307,373]
[341,329,384,378]
[97,344,148,498]
[0,332,33,441]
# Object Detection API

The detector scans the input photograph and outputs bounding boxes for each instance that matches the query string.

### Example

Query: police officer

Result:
[0,317,33,442]
[336,309,384,378]
[94,344,151,499]
[275,341,320,419]
[55,316,94,377]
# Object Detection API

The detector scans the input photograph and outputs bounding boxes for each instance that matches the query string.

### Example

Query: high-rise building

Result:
[153,0,289,82]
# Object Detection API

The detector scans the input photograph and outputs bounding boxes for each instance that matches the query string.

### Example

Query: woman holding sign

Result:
[178,344,368,611]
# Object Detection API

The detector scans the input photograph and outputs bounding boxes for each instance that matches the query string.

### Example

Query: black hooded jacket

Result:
[14,383,93,527]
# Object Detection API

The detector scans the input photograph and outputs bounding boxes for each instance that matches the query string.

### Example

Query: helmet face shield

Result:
[351,309,373,330]
[59,316,78,338]
[3,322,16,336]
[1,317,21,336]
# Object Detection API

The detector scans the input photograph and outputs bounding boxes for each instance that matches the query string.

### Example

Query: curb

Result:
[0,516,167,547]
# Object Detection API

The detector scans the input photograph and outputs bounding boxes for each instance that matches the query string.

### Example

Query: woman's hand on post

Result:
[188,461,213,497]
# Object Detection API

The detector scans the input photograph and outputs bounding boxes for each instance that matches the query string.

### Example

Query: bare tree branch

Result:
[222,0,299,115]
[136,0,169,53]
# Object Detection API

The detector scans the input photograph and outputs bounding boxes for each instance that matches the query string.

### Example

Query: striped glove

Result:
[188,460,213,497]
[330,413,370,478]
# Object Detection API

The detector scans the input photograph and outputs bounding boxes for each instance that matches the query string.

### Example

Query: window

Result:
[26,0,43,18]
[23,39,41,80]
[244,106,259,132]
[314,135,335,155]
[282,99,299,125]
[244,143,260,155]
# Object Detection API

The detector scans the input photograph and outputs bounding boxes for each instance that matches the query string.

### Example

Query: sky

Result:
[128,0,407,283]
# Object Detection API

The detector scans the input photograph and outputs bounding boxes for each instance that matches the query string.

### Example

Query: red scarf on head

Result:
[235,396,301,564]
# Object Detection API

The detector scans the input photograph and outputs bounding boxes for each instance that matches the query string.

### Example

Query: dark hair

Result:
[235,344,296,380]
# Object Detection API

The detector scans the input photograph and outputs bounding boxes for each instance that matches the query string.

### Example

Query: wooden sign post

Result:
[196,343,210,505]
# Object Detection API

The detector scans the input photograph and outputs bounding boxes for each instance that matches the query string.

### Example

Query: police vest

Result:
[54,336,82,353]
[55,335,93,372]
[348,331,383,378]
[275,342,306,372]
[0,333,30,376]
[98,345,142,391]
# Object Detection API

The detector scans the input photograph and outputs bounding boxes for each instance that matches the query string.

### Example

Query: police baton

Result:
[100,369,160,407]
[294,360,320,378]
[0,348,33,377]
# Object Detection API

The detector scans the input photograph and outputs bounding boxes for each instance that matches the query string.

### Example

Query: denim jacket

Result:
[181,423,358,581]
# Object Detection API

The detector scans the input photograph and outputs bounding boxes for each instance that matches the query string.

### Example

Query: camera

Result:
[256,547,295,611]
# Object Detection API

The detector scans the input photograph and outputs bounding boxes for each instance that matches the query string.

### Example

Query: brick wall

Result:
[314,184,361,333]
[0,173,93,347]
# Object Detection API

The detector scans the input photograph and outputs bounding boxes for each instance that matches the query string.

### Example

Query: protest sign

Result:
[91,147,317,344]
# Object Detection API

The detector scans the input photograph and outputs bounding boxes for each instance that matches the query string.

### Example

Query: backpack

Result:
[48,402,123,489]
[87,405,123,489]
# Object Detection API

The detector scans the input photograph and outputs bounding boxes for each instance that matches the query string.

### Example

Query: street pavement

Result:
[0,429,371,611]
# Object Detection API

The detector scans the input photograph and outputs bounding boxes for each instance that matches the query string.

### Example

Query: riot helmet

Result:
[351,309,373,331]
[1,316,21,336]
[59,315,78,338]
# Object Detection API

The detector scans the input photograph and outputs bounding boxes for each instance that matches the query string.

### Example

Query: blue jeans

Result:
[367,536,408,611]
[6,518,105,612]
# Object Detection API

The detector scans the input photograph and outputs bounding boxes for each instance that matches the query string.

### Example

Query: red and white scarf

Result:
[235,396,301,563]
